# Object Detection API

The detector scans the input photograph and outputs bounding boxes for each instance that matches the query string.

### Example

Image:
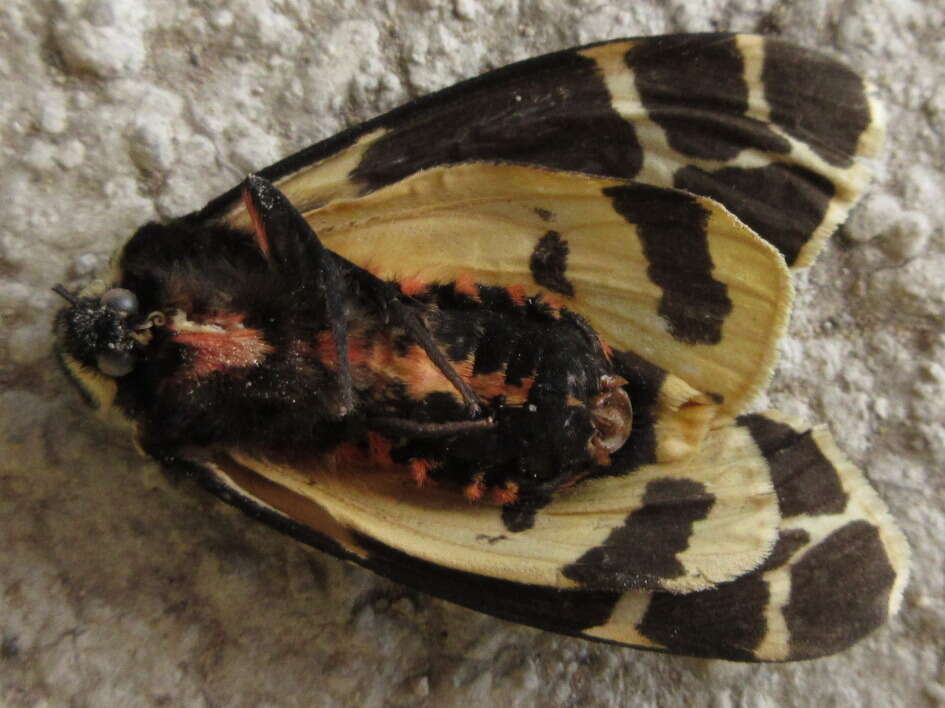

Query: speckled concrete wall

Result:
[1,1,942,706]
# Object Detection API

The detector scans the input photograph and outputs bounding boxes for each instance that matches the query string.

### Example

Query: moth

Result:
[54,33,909,661]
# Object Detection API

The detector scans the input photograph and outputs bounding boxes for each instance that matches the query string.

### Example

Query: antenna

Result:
[52,284,79,306]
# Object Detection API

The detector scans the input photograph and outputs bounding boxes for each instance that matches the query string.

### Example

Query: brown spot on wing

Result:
[738,414,848,517]
[626,34,790,160]
[562,478,715,589]
[352,51,643,191]
[529,230,575,297]
[603,184,732,344]
[784,521,897,659]
[637,572,769,661]
[674,163,835,267]
[763,40,871,168]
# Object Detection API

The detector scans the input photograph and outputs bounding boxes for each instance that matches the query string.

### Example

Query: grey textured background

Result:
[2,1,943,706]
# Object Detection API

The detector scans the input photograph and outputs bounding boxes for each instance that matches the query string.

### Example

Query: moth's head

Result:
[55,284,141,374]
[52,272,161,417]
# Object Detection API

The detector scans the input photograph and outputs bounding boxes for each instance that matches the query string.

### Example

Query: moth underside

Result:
[53,32,909,662]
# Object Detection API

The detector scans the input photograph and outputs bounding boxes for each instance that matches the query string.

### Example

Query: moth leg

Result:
[367,416,496,438]
[391,299,483,417]
[343,266,484,417]
[242,175,355,414]
[321,254,354,414]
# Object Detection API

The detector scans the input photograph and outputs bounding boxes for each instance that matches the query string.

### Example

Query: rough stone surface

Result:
[2,1,943,706]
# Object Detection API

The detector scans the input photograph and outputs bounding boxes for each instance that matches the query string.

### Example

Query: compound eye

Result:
[97,350,136,377]
[101,288,139,317]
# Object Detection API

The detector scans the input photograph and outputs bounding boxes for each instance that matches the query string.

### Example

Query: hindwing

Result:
[176,412,907,661]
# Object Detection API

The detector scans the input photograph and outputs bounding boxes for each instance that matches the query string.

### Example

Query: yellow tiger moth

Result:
[53,33,909,661]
